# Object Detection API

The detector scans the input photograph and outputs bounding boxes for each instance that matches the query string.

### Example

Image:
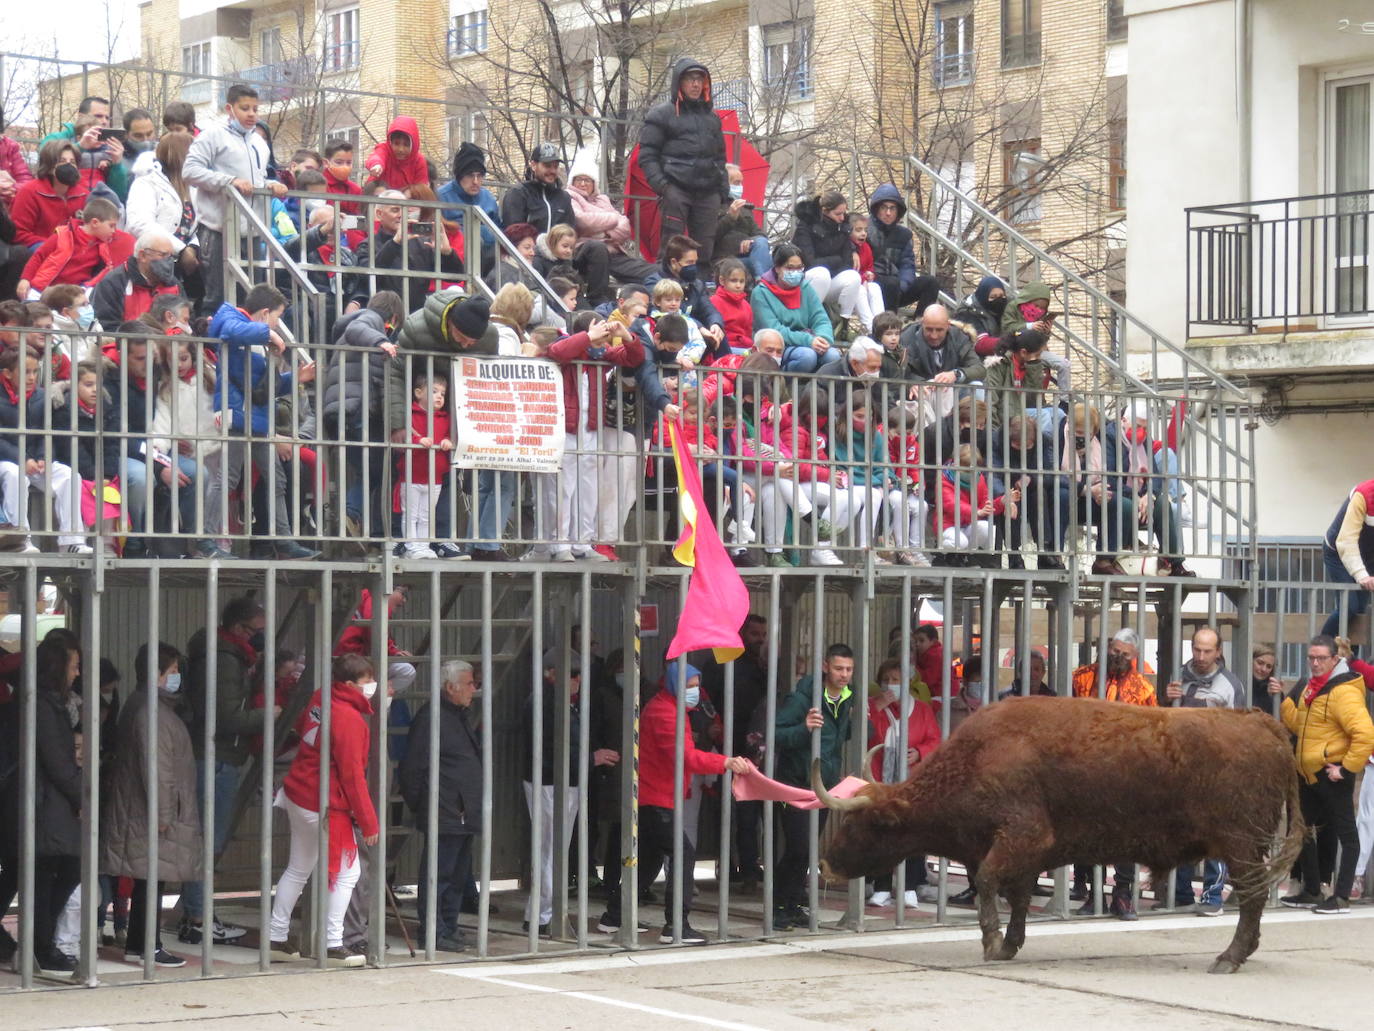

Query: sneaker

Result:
[195,539,235,560]
[35,949,77,974]
[434,543,469,559]
[1109,895,1139,921]
[809,548,843,566]
[580,548,610,562]
[274,541,322,561]
[405,545,439,559]
[552,550,576,563]
[1313,895,1349,915]
[268,935,301,961]
[947,886,977,907]
[520,920,553,937]
[62,543,94,555]
[18,538,40,555]
[765,552,792,568]
[466,547,506,561]
[916,885,940,903]
[868,890,893,907]
[770,905,796,930]
[434,935,468,952]
[731,549,761,567]
[1280,891,1322,909]
[1194,901,1224,917]
[326,946,365,967]
[902,890,921,909]
[520,546,555,562]
[809,518,834,541]
[785,903,812,926]
[179,916,248,945]
[659,923,708,945]
[125,948,187,967]
[592,545,620,561]
[346,940,369,956]
[596,914,650,933]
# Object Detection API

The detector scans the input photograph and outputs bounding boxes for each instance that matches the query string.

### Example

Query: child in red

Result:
[711,257,754,353]
[17,197,132,298]
[399,371,453,559]
[849,212,887,332]
[934,442,1018,555]
[322,138,364,220]
[364,116,430,193]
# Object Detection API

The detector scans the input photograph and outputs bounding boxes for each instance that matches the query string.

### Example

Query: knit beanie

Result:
[451,142,487,182]
[447,296,490,341]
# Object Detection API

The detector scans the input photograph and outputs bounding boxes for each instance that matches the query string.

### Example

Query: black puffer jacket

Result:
[322,308,393,423]
[499,176,575,234]
[638,58,728,200]
[792,198,854,276]
[0,686,82,859]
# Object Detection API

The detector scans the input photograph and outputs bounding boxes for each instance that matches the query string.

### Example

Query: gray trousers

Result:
[203,438,292,538]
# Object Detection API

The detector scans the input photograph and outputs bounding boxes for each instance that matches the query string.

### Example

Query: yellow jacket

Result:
[1280,668,1374,783]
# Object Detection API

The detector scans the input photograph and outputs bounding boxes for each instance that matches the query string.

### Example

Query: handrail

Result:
[903,154,1247,401]
[223,187,325,346]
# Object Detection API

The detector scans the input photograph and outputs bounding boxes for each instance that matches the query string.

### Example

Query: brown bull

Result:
[815,696,1304,973]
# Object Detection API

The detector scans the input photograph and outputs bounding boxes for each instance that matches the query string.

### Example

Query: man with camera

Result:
[345,190,463,313]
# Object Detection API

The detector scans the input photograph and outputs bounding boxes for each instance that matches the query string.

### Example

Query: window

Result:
[1003,139,1043,224]
[1109,118,1126,210]
[1330,77,1371,317]
[1106,0,1127,41]
[935,3,974,88]
[446,110,489,153]
[448,6,488,57]
[260,27,282,67]
[182,41,212,79]
[762,21,813,101]
[330,124,363,156]
[324,7,360,72]
[1001,0,1040,68]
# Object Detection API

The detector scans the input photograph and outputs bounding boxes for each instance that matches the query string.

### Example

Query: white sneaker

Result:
[873,553,892,566]
[520,547,554,562]
[903,890,921,909]
[552,550,576,562]
[19,538,39,555]
[868,891,893,907]
[405,546,438,559]
[63,543,94,555]
[916,884,940,903]
[809,548,843,566]
[910,551,932,568]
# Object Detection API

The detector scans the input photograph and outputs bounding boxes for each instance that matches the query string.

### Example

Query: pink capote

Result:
[730,762,870,810]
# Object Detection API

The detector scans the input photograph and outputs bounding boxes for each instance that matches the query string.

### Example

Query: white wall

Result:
[1252,409,1374,537]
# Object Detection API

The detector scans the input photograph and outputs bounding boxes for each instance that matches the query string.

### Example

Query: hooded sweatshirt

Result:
[1000,279,1053,336]
[365,116,430,192]
[1173,658,1243,708]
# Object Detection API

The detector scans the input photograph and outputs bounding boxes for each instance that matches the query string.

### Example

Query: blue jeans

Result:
[782,344,842,373]
[169,454,201,533]
[121,456,149,531]
[1322,543,1369,637]
[1173,859,1227,906]
[745,235,773,278]
[472,469,517,552]
[180,759,246,920]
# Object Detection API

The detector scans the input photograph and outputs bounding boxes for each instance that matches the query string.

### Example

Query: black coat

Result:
[0,687,83,860]
[53,391,122,482]
[638,59,729,200]
[899,321,985,383]
[792,199,854,276]
[322,308,393,423]
[343,235,462,310]
[104,360,160,460]
[0,382,47,466]
[522,679,581,787]
[398,698,483,835]
[987,426,1065,497]
[500,177,575,235]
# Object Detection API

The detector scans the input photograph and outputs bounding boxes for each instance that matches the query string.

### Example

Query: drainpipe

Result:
[1236,0,1252,203]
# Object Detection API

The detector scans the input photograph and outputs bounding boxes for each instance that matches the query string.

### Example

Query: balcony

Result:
[180,77,212,105]
[713,76,750,115]
[934,50,973,88]
[241,55,316,104]
[1186,189,1374,377]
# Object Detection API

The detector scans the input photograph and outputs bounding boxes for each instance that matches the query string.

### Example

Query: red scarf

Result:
[78,398,96,416]
[0,376,20,405]
[218,626,259,667]
[762,276,802,310]
[1010,353,1027,386]
[1301,670,1332,707]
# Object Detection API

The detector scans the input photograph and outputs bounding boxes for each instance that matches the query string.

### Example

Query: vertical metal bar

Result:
[142,568,161,979]
[424,570,441,960]
[528,572,544,951]
[17,566,37,987]
[78,572,101,986]
[807,574,824,933]
[258,570,276,972]
[369,571,389,969]
[478,571,494,954]
[618,577,641,949]
[670,575,687,944]
[576,577,592,948]
[936,575,953,922]
[200,565,218,975]
[314,569,333,970]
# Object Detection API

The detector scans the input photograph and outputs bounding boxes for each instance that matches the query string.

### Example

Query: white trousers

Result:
[55,886,82,955]
[1358,765,1374,877]
[401,481,441,555]
[886,489,929,549]
[557,428,598,552]
[759,480,853,551]
[596,426,639,544]
[522,782,579,925]
[270,792,361,948]
[804,267,863,317]
[941,521,993,550]
[830,484,883,546]
[0,459,83,546]
[853,281,887,331]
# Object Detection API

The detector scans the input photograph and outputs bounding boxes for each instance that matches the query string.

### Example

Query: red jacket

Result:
[10,178,91,248]
[867,696,940,779]
[21,218,135,293]
[888,432,922,489]
[283,683,380,834]
[700,350,744,408]
[856,240,875,278]
[732,398,832,483]
[364,115,429,192]
[335,588,404,658]
[933,470,1005,534]
[323,167,364,216]
[638,690,726,809]
[711,287,754,353]
[404,401,452,484]
[548,329,646,433]
[916,639,961,698]
[0,136,33,193]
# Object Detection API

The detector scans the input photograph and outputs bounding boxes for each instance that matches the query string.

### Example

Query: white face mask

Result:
[162,672,182,694]
[683,685,700,708]
[729,183,744,200]
[359,680,378,700]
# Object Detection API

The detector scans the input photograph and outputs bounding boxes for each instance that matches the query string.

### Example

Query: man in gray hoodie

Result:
[1163,625,1244,914]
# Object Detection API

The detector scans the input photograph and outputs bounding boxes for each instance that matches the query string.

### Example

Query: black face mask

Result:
[54,163,81,187]
[986,296,1008,317]
[248,630,267,652]
[677,263,698,284]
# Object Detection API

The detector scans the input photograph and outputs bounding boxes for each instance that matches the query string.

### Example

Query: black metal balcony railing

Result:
[241,56,315,103]
[1186,189,1374,335]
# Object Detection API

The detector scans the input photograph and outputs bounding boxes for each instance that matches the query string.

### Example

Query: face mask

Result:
[54,163,81,187]
[729,183,744,200]
[76,304,96,329]
[881,684,901,705]
[683,685,700,708]
[359,680,378,700]
[780,269,804,288]
[148,257,178,286]
[852,417,868,435]
[227,116,253,137]
[162,672,182,694]
[248,630,266,652]
[1019,302,1047,323]
[987,296,1007,317]
[1128,425,1148,444]
[856,370,879,383]
[613,672,625,689]
[677,263,698,283]
[129,139,157,155]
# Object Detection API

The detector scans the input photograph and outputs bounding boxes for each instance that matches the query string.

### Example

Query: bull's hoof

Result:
[1208,956,1242,974]
[981,933,1005,961]
[993,942,1021,962]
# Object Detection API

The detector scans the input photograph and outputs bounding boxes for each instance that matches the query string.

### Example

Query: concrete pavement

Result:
[7,906,1372,1030]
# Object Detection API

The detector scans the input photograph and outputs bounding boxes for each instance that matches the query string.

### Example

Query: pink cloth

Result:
[729,763,870,810]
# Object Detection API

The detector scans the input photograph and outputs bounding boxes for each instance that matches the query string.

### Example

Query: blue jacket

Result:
[750,272,833,354]
[0,383,47,466]
[642,260,725,336]
[866,184,917,294]
[209,302,296,435]
[438,180,502,248]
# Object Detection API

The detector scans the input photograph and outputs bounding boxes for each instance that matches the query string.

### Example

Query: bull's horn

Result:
[811,758,874,811]
[861,744,883,785]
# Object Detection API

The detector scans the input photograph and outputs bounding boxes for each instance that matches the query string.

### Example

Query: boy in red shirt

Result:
[17,197,133,298]
[399,371,455,559]
[322,138,364,216]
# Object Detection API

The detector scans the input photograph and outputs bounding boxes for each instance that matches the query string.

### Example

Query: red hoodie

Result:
[364,116,429,192]
[403,400,452,484]
[548,329,646,433]
[322,166,364,218]
[283,683,380,886]
[867,696,940,779]
[638,690,726,808]
[10,177,91,248]
[711,287,754,352]
[21,218,135,293]
[334,588,404,659]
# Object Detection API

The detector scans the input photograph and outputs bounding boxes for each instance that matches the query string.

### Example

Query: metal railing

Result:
[933,50,974,88]
[1186,189,1374,335]
[239,56,316,104]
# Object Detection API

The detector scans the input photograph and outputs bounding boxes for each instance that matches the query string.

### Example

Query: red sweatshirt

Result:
[638,690,726,808]
[21,218,135,293]
[711,287,754,352]
[403,401,452,484]
[548,329,646,433]
[334,588,404,658]
[855,239,875,278]
[10,178,91,248]
[867,696,940,779]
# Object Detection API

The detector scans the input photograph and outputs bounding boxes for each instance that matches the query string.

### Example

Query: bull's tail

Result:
[1236,772,1306,900]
